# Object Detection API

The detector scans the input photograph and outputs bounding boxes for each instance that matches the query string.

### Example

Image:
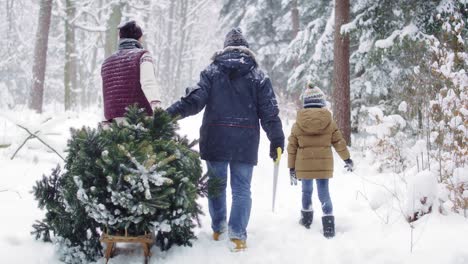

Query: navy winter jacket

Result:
[167,47,284,165]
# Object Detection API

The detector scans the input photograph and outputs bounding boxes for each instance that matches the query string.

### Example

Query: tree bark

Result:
[141,0,152,47]
[6,0,13,53]
[6,0,14,75]
[332,0,351,145]
[104,2,123,58]
[29,0,53,113]
[291,0,300,109]
[87,0,104,108]
[175,0,188,93]
[164,0,175,99]
[64,0,77,111]
[291,0,299,39]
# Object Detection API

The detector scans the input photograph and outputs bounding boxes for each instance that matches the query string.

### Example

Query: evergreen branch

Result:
[31,220,52,242]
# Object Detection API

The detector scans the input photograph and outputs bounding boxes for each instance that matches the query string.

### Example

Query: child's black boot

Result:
[299,210,313,229]
[322,215,335,238]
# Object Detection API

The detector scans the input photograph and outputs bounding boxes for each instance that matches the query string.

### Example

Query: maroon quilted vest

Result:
[101,49,152,121]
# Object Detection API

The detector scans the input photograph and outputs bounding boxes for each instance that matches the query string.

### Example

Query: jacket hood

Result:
[296,108,332,134]
[212,46,257,78]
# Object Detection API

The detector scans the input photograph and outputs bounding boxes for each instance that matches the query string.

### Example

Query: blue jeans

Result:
[206,161,253,241]
[301,179,333,215]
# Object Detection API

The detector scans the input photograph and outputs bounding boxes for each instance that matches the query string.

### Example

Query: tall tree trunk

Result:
[80,11,90,108]
[91,0,104,109]
[141,0,151,47]
[6,0,13,55]
[291,0,299,39]
[105,2,123,58]
[164,0,175,99]
[154,8,163,84]
[291,0,300,108]
[332,0,351,145]
[64,0,77,111]
[6,0,13,80]
[29,0,53,113]
[175,0,188,93]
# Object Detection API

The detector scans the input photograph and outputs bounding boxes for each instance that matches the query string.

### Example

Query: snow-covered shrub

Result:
[430,88,467,175]
[358,105,408,172]
[405,170,438,222]
[446,167,468,217]
[428,9,468,214]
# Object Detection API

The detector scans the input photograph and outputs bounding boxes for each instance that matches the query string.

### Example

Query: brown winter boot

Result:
[213,231,222,241]
[230,239,247,252]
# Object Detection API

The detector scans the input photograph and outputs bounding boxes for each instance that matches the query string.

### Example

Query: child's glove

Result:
[289,168,298,186]
[344,158,354,172]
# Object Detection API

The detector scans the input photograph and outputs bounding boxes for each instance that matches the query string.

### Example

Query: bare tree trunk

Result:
[29,0,53,113]
[175,0,188,93]
[104,2,123,58]
[332,0,351,145]
[291,0,300,108]
[164,0,175,99]
[6,0,13,55]
[6,0,14,78]
[88,0,104,108]
[80,10,89,108]
[64,0,77,111]
[141,0,151,47]
[154,7,164,84]
[291,0,299,39]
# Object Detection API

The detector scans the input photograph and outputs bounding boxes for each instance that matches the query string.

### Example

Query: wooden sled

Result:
[100,228,154,264]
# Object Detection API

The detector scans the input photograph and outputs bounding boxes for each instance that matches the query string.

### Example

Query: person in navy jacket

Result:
[167,28,284,251]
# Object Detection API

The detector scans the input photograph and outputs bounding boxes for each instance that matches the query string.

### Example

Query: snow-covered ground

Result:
[1,109,467,264]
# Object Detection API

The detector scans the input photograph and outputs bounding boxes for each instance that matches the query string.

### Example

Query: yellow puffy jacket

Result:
[287,108,350,179]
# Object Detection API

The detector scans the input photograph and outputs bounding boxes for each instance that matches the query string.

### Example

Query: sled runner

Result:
[100,228,155,264]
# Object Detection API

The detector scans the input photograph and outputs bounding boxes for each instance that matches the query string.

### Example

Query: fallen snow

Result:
[1,109,468,264]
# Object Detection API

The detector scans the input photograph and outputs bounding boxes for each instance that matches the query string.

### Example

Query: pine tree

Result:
[32,107,204,263]
[275,0,334,96]
[220,0,293,93]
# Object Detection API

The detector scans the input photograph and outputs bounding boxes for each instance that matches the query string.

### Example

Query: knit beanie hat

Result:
[119,20,143,40]
[224,28,249,48]
[302,82,326,108]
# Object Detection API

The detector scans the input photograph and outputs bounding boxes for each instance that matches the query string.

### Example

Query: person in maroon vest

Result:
[101,21,158,122]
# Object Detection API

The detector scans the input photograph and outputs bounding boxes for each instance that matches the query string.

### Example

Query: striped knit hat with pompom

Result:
[302,81,326,108]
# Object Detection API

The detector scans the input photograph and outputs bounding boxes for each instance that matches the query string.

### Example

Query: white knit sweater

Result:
[140,53,159,104]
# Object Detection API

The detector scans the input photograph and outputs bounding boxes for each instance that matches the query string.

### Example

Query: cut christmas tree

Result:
[32,107,205,264]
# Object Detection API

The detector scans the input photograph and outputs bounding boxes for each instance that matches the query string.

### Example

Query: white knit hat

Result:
[302,82,326,108]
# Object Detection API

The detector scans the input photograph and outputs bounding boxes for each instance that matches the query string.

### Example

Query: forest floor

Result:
[0,109,467,264]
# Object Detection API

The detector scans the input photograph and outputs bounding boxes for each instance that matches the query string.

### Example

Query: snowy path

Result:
[0,111,467,264]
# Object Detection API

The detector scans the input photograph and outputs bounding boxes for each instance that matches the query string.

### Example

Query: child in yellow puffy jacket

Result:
[287,82,353,238]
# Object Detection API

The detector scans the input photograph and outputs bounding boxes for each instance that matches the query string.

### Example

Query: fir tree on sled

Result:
[32,107,207,264]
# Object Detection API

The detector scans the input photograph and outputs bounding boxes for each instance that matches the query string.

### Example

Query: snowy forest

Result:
[0,0,467,264]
